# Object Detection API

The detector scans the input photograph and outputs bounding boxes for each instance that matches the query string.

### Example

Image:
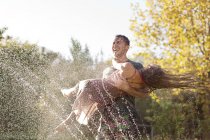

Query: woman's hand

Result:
[111,73,130,91]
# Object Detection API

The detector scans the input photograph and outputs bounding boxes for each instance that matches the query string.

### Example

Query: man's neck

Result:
[114,56,128,63]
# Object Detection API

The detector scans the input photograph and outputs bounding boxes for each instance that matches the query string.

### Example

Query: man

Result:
[55,35,149,139]
[95,35,148,140]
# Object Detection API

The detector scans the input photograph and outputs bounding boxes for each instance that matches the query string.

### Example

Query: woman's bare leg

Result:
[55,112,74,132]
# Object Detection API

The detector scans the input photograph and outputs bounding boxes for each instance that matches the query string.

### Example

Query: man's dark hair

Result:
[115,35,130,46]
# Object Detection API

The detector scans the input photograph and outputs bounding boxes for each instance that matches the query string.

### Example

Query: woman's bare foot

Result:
[61,88,75,97]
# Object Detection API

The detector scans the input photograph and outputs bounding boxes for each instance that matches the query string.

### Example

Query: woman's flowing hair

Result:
[140,64,199,91]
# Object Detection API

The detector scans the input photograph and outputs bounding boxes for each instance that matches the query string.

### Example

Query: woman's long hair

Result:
[140,64,198,91]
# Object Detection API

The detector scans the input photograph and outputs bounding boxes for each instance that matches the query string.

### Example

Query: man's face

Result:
[112,37,128,59]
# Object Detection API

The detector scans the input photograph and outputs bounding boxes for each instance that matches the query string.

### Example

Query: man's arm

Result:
[123,86,149,98]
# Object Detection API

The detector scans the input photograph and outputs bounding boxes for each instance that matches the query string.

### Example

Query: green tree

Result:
[130,0,210,139]
[131,0,209,77]
[0,27,7,41]
[70,38,93,66]
[40,38,107,139]
[0,30,48,139]
[70,38,94,82]
[0,28,108,139]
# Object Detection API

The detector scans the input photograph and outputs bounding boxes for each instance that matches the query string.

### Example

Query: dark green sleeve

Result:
[127,59,143,70]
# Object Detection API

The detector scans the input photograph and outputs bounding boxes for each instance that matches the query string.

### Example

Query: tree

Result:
[0,27,110,139]
[131,0,209,77]
[130,0,210,138]
[0,27,7,41]
[41,38,106,139]
[69,38,94,82]
[70,38,93,66]
[0,30,48,139]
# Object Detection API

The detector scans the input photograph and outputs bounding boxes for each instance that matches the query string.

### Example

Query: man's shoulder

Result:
[127,59,143,69]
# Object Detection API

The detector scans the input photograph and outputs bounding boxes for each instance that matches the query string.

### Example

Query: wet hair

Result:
[115,35,130,46]
[140,64,198,91]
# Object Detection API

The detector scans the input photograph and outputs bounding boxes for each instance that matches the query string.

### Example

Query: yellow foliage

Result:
[150,92,160,103]
[130,0,210,81]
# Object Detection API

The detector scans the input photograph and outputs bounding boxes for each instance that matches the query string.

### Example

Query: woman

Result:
[55,61,197,132]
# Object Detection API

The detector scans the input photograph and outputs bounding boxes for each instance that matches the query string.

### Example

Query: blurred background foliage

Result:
[0,27,108,139]
[131,0,210,139]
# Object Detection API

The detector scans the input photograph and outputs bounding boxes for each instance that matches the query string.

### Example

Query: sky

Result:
[0,0,146,60]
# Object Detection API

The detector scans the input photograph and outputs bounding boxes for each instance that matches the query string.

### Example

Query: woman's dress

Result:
[71,79,124,125]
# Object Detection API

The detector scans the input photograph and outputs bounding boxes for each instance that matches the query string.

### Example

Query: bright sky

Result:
[0,0,146,60]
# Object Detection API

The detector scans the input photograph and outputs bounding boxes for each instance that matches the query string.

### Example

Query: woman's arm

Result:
[112,72,149,98]
[112,59,136,79]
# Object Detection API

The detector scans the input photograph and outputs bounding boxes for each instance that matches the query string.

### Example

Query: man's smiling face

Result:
[112,37,129,59]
